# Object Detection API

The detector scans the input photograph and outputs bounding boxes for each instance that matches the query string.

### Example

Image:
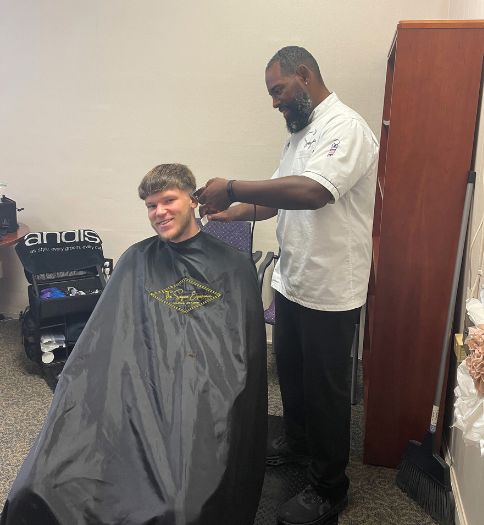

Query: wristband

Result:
[227,180,237,203]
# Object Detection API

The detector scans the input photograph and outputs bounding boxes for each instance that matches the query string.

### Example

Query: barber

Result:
[198,46,378,525]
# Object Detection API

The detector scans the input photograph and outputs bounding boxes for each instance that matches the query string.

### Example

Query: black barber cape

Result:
[1,232,267,525]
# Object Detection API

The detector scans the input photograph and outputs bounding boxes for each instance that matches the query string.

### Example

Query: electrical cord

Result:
[250,204,256,255]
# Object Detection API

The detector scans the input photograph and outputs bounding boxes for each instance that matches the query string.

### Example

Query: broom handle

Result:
[430,171,476,433]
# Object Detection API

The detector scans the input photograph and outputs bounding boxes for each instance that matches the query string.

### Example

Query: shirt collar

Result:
[309,92,338,124]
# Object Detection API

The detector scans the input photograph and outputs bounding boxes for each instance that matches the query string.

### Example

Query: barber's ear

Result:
[296,64,310,84]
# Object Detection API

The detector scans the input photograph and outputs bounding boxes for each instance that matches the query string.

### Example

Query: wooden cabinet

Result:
[364,20,484,468]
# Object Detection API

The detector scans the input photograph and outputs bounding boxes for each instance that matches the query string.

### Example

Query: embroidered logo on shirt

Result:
[304,129,318,150]
[327,139,340,157]
[149,277,221,313]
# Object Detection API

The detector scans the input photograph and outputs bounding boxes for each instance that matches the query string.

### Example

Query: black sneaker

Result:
[277,485,348,525]
[266,435,310,466]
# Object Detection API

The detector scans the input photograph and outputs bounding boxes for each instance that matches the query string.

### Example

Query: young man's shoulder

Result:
[121,232,254,270]
[125,235,158,253]
[200,231,254,267]
[117,236,158,263]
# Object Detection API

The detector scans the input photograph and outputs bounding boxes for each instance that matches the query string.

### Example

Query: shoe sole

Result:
[277,495,348,525]
[266,454,311,467]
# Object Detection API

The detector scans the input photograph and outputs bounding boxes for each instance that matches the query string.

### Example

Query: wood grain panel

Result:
[399,20,484,29]
[364,23,484,467]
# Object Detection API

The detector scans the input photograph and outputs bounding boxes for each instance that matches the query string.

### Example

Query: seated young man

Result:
[1,164,267,525]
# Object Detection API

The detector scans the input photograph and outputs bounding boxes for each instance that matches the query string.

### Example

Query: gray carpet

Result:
[0,319,436,524]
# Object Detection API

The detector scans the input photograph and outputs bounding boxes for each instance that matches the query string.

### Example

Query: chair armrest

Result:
[252,251,262,264]
[257,251,275,291]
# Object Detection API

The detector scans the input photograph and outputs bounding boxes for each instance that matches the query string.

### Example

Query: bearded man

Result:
[197,46,379,525]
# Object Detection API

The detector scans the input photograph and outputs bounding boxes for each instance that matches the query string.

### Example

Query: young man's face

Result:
[145,187,199,243]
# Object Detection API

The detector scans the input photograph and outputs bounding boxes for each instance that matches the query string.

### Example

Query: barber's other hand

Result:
[197,178,231,212]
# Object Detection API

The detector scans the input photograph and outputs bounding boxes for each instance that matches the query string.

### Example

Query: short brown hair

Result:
[138,163,196,200]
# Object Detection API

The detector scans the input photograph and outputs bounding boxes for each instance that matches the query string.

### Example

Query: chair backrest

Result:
[196,219,252,253]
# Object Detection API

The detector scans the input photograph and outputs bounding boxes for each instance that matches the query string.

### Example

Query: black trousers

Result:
[274,291,360,501]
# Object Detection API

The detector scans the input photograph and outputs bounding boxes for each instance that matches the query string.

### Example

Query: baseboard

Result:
[444,437,467,525]
[451,464,467,525]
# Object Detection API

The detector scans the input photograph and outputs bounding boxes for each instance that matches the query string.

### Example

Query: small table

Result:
[0,223,29,320]
[0,223,30,248]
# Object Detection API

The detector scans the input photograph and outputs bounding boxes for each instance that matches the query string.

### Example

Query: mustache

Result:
[279,102,294,112]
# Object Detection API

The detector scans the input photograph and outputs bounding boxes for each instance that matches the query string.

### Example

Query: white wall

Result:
[0,0,448,315]
[449,0,484,18]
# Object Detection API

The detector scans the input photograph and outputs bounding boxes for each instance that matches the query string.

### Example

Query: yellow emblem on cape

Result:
[150,277,221,313]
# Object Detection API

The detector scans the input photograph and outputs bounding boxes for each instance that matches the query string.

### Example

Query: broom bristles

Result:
[397,457,455,525]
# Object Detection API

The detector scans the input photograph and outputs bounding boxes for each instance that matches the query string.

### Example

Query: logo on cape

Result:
[149,277,221,313]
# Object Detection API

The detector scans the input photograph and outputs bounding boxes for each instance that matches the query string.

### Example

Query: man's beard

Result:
[282,90,313,133]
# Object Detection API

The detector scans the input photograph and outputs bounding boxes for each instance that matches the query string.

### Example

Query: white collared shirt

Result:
[271,93,379,311]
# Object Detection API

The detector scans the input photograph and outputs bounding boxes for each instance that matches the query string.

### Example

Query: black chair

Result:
[350,306,365,405]
[257,251,278,320]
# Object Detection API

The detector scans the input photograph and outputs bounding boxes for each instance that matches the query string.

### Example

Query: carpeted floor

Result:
[0,319,436,524]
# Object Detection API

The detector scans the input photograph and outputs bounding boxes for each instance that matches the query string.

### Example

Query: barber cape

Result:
[1,231,267,525]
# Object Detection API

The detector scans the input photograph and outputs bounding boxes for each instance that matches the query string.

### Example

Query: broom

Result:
[396,171,476,525]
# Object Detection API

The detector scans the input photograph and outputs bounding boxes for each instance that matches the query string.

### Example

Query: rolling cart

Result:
[16,229,111,383]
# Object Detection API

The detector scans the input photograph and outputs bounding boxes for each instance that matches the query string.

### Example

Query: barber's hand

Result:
[200,208,235,222]
[197,178,231,212]
[199,203,221,218]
